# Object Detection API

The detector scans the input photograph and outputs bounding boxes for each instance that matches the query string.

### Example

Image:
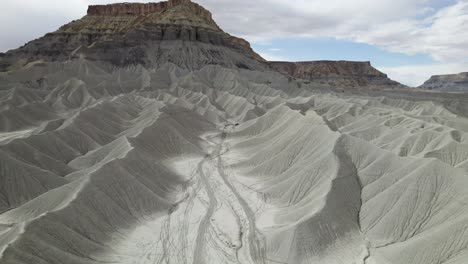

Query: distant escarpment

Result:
[419,72,468,92]
[0,0,266,71]
[270,60,402,87]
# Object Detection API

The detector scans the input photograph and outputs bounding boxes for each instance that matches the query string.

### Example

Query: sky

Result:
[1,0,467,86]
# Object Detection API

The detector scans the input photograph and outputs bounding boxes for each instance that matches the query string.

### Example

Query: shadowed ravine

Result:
[192,125,267,264]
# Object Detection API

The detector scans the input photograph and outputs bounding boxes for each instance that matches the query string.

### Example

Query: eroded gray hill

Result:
[1,1,468,264]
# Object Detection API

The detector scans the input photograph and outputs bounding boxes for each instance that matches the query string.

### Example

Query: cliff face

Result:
[0,0,266,71]
[82,0,220,31]
[87,0,193,16]
[419,72,468,92]
[269,61,401,87]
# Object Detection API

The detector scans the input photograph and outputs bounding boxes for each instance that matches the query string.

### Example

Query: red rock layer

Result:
[269,60,400,87]
[87,0,192,16]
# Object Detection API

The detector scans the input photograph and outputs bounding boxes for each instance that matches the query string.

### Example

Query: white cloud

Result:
[198,0,468,83]
[352,1,468,64]
[0,0,86,51]
[258,52,288,61]
[198,0,447,40]
[198,0,468,64]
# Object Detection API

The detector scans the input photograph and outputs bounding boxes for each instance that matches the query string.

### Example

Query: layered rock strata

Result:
[270,60,401,87]
[420,72,468,92]
[0,0,266,71]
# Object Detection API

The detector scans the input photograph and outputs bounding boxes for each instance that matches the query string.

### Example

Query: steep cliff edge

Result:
[419,72,468,92]
[270,60,402,87]
[0,0,266,71]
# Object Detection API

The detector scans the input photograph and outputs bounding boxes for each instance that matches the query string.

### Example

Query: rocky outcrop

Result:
[87,0,192,16]
[269,60,401,87]
[0,0,266,71]
[419,72,468,92]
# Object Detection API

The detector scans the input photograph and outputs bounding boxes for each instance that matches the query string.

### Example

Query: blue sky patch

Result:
[252,37,435,68]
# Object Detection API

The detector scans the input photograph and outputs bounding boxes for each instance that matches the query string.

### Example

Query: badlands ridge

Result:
[1,1,468,264]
